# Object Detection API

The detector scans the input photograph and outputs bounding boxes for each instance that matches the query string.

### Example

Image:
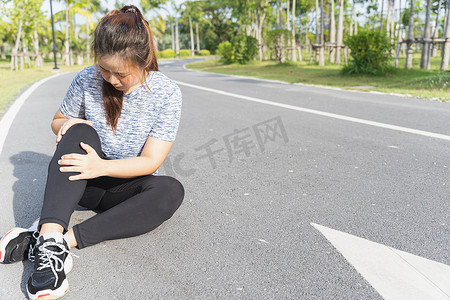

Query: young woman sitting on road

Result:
[0,5,184,299]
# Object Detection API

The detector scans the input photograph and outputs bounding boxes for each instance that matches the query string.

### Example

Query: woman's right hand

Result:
[56,118,93,144]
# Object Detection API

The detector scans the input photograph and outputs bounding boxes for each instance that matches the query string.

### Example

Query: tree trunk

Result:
[33,28,43,67]
[291,0,297,62]
[315,0,320,62]
[1,45,6,59]
[86,21,90,64]
[171,23,175,52]
[441,0,450,70]
[257,2,269,62]
[336,0,344,64]
[64,0,70,66]
[276,0,283,29]
[319,0,325,65]
[394,0,402,67]
[380,0,384,32]
[329,0,336,63]
[189,17,194,56]
[405,0,414,69]
[354,1,358,35]
[256,9,262,61]
[175,21,180,56]
[420,0,432,69]
[23,38,31,68]
[350,0,354,36]
[298,21,303,61]
[287,0,290,30]
[196,22,200,54]
[386,0,391,37]
[390,0,396,44]
[11,9,24,71]
[431,0,442,57]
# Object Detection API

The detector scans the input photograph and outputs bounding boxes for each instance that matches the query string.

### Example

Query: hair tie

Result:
[125,8,136,13]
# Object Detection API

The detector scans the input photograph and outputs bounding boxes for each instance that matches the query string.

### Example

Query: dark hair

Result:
[92,5,158,131]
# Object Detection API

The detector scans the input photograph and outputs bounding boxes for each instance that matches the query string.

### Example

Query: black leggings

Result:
[39,123,184,249]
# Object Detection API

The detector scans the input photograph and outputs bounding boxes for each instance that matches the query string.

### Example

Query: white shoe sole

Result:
[27,279,69,300]
[0,227,28,263]
[0,219,40,263]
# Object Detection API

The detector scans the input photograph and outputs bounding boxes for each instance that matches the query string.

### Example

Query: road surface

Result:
[0,58,449,299]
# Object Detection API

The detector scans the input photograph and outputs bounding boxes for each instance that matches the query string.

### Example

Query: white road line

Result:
[0,73,63,156]
[311,223,450,300]
[175,80,450,142]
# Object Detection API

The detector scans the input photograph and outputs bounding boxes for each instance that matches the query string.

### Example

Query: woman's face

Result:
[97,55,143,94]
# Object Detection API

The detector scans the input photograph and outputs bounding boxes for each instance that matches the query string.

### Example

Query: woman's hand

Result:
[56,118,93,145]
[58,142,106,181]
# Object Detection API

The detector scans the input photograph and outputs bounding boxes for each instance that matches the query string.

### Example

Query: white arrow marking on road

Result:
[175,81,450,142]
[311,223,450,300]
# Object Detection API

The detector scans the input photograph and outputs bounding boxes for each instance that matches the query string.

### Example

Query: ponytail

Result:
[92,5,158,131]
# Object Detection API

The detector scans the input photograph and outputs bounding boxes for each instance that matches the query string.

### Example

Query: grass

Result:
[186,53,450,101]
[0,60,89,117]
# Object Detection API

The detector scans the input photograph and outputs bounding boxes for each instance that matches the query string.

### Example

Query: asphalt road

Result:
[0,58,449,299]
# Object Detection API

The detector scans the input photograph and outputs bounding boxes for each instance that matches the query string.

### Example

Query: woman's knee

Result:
[58,123,101,153]
[146,176,184,218]
[64,123,99,141]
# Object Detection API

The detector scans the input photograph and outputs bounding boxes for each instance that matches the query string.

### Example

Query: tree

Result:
[431,0,443,57]
[405,0,414,69]
[441,0,450,70]
[291,0,297,61]
[420,0,432,69]
[319,0,324,66]
[329,0,336,63]
[336,0,344,64]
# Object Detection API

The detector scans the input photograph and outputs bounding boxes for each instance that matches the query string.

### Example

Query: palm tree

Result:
[335,0,344,64]
[291,0,297,62]
[431,0,442,57]
[70,0,101,65]
[420,0,432,69]
[441,0,450,70]
[329,0,336,63]
[405,0,414,69]
[319,0,325,65]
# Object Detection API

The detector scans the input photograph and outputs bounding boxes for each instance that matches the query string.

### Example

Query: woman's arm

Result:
[102,136,173,178]
[58,136,173,180]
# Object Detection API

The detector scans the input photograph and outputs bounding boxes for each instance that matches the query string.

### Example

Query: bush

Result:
[232,35,258,64]
[199,49,211,56]
[343,30,393,75]
[158,49,176,59]
[179,49,191,57]
[217,41,233,63]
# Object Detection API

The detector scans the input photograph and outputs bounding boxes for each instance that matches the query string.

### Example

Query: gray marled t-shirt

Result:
[60,65,182,169]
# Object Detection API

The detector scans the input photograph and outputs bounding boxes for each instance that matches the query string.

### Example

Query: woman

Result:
[0,5,184,299]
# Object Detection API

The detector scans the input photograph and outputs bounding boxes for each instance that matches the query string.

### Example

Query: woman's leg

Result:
[39,123,103,232]
[27,123,103,299]
[73,175,184,249]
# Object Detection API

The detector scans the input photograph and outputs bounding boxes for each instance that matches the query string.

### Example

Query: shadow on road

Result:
[10,151,51,297]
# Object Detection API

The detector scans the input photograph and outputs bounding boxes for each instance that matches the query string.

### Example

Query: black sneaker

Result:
[0,219,39,264]
[27,232,74,300]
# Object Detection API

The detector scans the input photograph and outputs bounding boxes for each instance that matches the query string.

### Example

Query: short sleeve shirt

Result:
[60,65,182,170]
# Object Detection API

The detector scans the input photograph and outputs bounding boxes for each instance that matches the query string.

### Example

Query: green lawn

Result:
[0,61,88,117]
[187,55,450,101]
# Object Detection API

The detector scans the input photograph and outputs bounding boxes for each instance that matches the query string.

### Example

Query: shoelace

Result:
[36,241,76,287]
[27,231,40,262]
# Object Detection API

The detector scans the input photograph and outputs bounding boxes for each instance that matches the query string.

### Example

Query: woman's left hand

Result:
[58,142,106,181]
